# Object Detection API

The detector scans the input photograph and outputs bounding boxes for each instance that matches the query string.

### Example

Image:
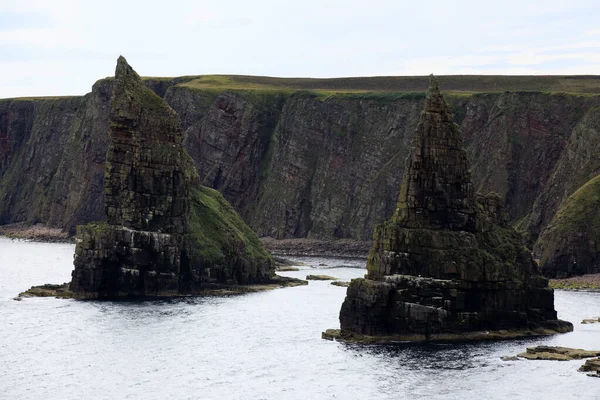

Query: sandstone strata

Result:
[70,57,275,298]
[328,77,572,342]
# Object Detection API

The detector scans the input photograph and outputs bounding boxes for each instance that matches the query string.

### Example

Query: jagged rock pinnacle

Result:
[106,56,190,233]
[428,74,440,92]
[425,74,448,114]
[395,75,475,231]
[114,55,141,84]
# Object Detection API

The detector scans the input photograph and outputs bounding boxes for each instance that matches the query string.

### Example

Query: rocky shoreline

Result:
[5,223,600,294]
[0,225,370,259]
[322,322,574,344]
[260,237,370,258]
[0,223,73,243]
[16,275,308,301]
[549,273,600,291]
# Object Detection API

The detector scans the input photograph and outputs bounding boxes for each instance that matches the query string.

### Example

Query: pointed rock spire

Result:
[105,56,192,233]
[115,55,141,84]
[395,74,475,231]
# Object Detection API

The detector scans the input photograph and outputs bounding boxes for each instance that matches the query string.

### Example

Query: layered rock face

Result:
[336,77,572,340]
[70,57,273,298]
[3,75,600,277]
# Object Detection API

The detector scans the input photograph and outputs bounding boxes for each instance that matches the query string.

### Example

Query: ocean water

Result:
[1,237,599,400]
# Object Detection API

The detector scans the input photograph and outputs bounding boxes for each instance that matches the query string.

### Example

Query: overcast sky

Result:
[1,0,599,98]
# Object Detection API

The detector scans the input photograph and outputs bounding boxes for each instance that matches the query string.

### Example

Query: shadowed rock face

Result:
[337,76,572,340]
[70,57,274,298]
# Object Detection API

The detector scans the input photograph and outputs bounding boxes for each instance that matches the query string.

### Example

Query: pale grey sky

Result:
[1,0,599,98]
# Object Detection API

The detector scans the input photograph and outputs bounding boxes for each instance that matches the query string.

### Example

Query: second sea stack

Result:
[69,57,275,298]
[325,76,573,342]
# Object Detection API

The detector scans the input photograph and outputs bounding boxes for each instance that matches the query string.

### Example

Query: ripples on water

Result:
[1,238,599,399]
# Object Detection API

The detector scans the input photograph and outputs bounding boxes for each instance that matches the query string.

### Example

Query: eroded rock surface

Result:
[518,346,600,361]
[70,57,275,298]
[579,358,600,377]
[332,77,572,342]
[306,275,338,281]
[582,318,600,324]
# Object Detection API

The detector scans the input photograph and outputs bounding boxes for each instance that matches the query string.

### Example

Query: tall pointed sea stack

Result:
[70,57,275,298]
[325,76,572,342]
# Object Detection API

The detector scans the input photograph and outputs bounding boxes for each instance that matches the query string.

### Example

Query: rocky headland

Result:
[20,57,304,300]
[323,77,573,343]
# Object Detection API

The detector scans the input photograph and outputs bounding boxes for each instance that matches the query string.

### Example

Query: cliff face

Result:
[1,77,600,252]
[170,88,600,245]
[0,81,112,233]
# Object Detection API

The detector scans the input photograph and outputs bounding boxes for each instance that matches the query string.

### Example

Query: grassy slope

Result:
[542,174,600,238]
[185,186,273,266]
[537,174,600,267]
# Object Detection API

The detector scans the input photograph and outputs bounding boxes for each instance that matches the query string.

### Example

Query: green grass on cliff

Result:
[536,174,600,265]
[184,186,272,265]
[175,74,600,95]
[543,174,600,236]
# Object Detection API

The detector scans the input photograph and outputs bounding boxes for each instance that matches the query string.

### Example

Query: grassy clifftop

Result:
[169,74,600,95]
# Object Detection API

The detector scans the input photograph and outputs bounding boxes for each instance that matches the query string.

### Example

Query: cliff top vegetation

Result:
[165,74,600,95]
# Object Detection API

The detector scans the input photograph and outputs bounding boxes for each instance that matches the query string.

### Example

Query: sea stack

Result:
[324,76,573,342]
[69,56,274,298]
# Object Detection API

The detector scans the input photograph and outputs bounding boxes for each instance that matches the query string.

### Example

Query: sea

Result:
[1,237,599,399]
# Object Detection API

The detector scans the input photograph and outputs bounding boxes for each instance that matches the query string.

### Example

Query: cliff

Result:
[328,77,572,342]
[2,74,600,265]
[70,57,274,298]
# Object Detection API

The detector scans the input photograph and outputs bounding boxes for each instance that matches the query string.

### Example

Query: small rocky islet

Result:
[20,57,305,299]
[324,77,573,343]
[501,346,600,378]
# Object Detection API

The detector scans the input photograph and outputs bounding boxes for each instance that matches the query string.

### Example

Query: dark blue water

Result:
[1,238,599,399]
